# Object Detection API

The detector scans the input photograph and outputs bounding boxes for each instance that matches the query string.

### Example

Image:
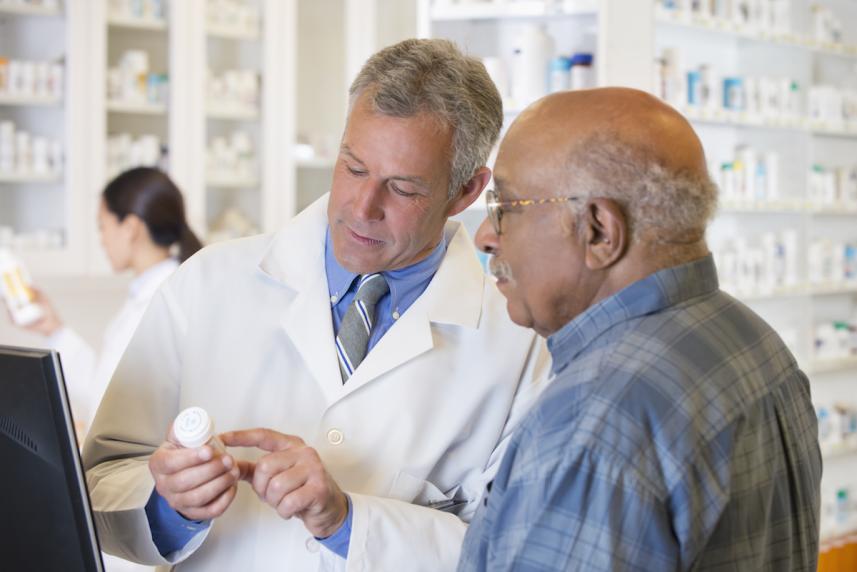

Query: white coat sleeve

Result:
[340,339,553,572]
[49,326,97,424]
[81,285,211,566]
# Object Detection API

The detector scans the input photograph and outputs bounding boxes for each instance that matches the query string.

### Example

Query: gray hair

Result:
[565,133,719,246]
[349,39,503,199]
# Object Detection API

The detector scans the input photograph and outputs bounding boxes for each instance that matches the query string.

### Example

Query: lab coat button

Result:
[305,537,320,553]
[327,428,344,445]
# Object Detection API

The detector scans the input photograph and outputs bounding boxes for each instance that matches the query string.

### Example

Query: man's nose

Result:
[474,217,498,254]
[353,180,385,221]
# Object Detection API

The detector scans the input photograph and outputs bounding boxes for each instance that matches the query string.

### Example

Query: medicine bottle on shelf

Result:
[173,406,227,456]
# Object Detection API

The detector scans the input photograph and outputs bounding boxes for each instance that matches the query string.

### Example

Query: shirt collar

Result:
[129,257,179,300]
[546,254,720,375]
[324,227,447,312]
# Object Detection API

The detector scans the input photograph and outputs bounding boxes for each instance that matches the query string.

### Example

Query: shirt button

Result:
[327,428,344,445]
[392,311,400,320]
[330,295,338,303]
[305,537,320,553]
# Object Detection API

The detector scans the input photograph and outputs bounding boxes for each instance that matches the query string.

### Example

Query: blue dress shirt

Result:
[325,227,447,349]
[146,228,447,559]
[457,255,822,571]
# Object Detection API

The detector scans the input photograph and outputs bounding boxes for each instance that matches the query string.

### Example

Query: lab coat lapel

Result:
[341,221,485,396]
[279,271,344,406]
[260,195,344,405]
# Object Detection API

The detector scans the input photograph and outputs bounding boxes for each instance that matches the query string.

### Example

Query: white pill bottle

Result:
[0,248,44,326]
[173,406,227,455]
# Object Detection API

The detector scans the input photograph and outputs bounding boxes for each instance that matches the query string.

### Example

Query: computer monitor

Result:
[0,345,104,572]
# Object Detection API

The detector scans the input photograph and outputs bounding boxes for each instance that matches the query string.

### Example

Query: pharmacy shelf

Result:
[811,283,857,296]
[809,204,857,216]
[430,0,598,21]
[719,199,806,213]
[0,2,61,17]
[296,156,336,169]
[726,283,857,301]
[107,15,167,31]
[0,171,62,183]
[719,200,857,215]
[655,8,857,59]
[680,107,857,138]
[821,442,857,461]
[106,100,167,115]
[206,23,260,41]
[724,285,808,302]
[207,104,259,121]
[809,356,857,375]
[820,530,857,547]
[0,93,61,107]
[206,175,259,189]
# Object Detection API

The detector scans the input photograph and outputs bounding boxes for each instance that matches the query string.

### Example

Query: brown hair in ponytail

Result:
[103,167,203,263]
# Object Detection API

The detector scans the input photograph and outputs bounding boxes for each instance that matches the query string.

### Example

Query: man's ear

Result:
[446,166,492,217]
[582,198,627,270]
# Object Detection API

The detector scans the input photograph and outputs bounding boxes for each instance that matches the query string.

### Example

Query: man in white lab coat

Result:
[83,39,549,571]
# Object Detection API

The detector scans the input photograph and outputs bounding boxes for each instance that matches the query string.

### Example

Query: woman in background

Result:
[24,167,202,435]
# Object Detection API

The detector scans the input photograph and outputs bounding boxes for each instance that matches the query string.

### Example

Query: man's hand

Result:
[221,428,348,538]
[148,425,241,521]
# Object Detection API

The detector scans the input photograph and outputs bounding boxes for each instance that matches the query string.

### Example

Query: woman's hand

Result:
[22,288,63,336]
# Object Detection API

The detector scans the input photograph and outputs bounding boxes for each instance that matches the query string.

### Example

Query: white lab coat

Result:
[50,258,179,430]
[50,258,177,572]
[82,194,550,572]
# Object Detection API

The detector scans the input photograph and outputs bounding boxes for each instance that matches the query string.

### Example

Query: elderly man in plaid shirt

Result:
[458,87,822,571]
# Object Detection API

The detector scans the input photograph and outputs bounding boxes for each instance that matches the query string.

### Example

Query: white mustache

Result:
[488,255,514,282]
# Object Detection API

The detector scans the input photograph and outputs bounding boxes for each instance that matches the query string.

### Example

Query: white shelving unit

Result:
[418,0,611,231]
[206,174,260,189]
[726,282,857,302]
[202,0,264,242]
[417,0,857,537]
[418,0,601,116]
[0,93,62,106]
[427,0,598,21]
[0,171,62,183]
[647,0,857,542]
[196,0,295,244]
[206,103,259,120]
[821,441,857,461]
[0,0,313,276]
[106,14,167,32]
[680,105,857,137]
[79,0,173,273]
[207,22,259,41]
[811,356,857,376]
[649,1,857,370]
[655,7,857,58]
[0,1,61,17]
[105,99,167,115]
[0,1,89,275]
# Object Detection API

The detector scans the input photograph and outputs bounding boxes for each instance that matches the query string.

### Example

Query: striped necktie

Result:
[335,273,390,382]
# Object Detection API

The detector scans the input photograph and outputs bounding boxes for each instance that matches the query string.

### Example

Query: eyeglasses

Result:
[485,188,581,235]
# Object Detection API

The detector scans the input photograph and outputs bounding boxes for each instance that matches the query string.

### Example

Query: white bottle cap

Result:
[13,302,44,326]
[174,406,214,449]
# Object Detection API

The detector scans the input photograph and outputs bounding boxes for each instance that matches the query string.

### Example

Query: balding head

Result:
[512,87,708,175]
[476,88,718,336]
[501,88,717,249]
